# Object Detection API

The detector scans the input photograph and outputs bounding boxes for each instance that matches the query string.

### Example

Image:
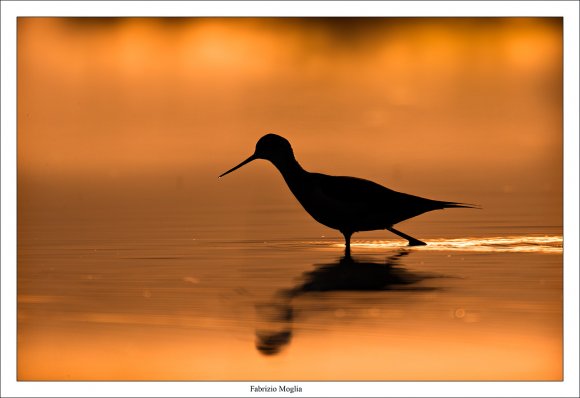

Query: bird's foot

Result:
[407,239,427,247]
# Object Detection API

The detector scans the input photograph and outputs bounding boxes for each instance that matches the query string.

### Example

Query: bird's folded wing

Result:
[315,174,409,206]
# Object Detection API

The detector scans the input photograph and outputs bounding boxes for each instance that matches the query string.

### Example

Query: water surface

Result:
[18,197,562,380]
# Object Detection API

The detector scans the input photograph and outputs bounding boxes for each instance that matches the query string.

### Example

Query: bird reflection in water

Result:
[255,250,440,355]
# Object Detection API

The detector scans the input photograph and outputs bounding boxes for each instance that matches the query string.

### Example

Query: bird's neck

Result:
[270,155,313,214]
[270,155,308,184]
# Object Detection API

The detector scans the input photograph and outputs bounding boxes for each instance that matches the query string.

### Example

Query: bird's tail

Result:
[440,201,481,210]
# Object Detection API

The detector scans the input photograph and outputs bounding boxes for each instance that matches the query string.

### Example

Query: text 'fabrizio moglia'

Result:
[250,385,303,394]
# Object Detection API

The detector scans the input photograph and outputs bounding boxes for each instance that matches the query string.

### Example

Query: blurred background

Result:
[16,17,564,381]
[18,17,562,239]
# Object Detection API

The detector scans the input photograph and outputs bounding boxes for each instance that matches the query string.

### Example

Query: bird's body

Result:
[281,170,467,233]
[219,134,477,255]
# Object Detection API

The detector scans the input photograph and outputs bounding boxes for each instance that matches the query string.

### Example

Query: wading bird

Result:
[219,134,477,256]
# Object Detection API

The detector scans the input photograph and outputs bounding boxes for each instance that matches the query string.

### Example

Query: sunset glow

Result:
[17,17,563,382]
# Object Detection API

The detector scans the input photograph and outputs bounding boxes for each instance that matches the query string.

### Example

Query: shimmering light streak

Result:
[325,235,562,254]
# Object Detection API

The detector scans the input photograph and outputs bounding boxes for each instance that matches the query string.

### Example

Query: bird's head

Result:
[254,134,293,161]
[219,133,294,178]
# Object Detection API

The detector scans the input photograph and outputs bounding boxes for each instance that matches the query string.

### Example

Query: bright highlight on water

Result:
[329,235,563,254]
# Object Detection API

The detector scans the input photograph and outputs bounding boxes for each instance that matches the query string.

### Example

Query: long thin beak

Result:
[218,154,257,178]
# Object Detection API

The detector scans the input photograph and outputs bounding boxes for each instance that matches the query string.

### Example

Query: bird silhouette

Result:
[219,134,477,256]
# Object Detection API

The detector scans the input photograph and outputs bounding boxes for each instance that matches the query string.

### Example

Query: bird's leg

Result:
[387,227,427,246]
[342,231,352,258]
